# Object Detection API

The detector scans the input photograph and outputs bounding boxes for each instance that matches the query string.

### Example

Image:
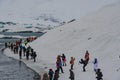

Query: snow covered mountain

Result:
[27,0,120,80]
[0,0,116,30]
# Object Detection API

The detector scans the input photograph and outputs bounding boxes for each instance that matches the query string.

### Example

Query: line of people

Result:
[5,39,37,62]
[5,41,103,80]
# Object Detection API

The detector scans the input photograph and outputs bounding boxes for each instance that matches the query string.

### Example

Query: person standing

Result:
[48,68,54,80]
[19,44,23,59]
[84,50,90,63]
[70,57,75,70]
[96,69,103,80]
[30,48,34,59]
[53,70,59,80]
[79,58,88,72]
[26,49,30,60]
[61,53,67,66]
[33,51,37,62]
[19,49,22,59]
[5,42,7,48]
[93,58,98,72]
[56,55,64,73]
[69,69,75,80]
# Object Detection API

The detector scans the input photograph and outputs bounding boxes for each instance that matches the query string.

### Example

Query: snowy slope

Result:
[0,0,116,28]
[28,0,120,80]
[3,0,120,80]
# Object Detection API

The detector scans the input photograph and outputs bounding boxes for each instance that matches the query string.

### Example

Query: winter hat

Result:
[97,68,101,71]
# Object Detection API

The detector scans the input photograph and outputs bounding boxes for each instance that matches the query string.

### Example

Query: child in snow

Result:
[93,58,98,72]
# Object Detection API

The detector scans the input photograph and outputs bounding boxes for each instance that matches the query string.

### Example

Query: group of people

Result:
[79,50,103,80]
[5,40,103,80]
[5,38,37,62]
[42,53,67,80]
[42,50,103,80]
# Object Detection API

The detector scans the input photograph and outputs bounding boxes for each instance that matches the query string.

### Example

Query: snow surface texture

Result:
[4,0,120,80]
[0,0,116,28]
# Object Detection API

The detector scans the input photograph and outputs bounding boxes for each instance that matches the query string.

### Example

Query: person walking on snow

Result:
[48,68,54,80]
[53,69,59,80]
[61,53,67,66]
[56,55,64,73]
[26,48,30,60]
[70,57,75,70]
[93,58,98,72]
[32,51,37,62]
[69,69,75,80]
[79,58,88,72]
[19,44,23,59]
[96,68,103,80]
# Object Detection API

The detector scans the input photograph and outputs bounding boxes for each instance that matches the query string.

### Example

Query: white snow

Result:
[3,0,120,80]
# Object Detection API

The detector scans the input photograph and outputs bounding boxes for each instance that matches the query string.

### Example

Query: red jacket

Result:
[85,51,89,62]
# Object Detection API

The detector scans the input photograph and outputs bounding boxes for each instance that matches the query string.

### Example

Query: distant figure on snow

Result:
[56,55,64,73]
[53,69,59,80]
[19,49,22,59]
[70,57,75,70]
[26,49,30,60]
[69,69,75,80]
[48,68,54,80]
[5,42,7,48]
[96,68,103,80]
[93,58,98,72]
[79,58,88,72]
[61,53,67,66]
[31,51,37,62]
[84,50,90,63]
